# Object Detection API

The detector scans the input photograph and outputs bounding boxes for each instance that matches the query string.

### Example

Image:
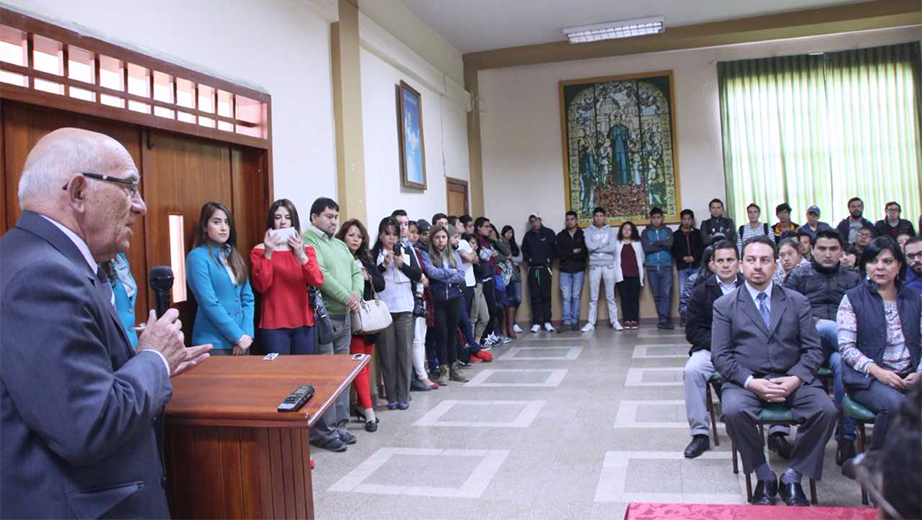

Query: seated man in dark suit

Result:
[683,240,791,459]
[712,236,837,506]
[1,128,212,518]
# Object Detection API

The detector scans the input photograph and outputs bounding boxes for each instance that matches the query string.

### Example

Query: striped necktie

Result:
[757,292,771,329]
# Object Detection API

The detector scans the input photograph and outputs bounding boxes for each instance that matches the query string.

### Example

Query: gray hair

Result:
[18,128,130,209]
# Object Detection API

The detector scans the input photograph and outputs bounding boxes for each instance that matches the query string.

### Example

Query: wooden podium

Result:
[163,354,369,519]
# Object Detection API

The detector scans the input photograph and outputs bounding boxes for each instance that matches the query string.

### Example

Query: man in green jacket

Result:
[302,197,363,452]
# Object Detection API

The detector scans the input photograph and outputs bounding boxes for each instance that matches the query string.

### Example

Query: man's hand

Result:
[870,364,907,389]
[138,309,212,376]
[684,255,694,264]
[748,378,787,403]
[904,371,921,386]
[769,375,803,398]
[347,293,361,311]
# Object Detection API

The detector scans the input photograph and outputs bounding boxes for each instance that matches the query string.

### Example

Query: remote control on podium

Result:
[277,385,315,412]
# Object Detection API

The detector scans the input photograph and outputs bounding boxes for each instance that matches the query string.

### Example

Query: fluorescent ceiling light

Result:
[563,16,665,44]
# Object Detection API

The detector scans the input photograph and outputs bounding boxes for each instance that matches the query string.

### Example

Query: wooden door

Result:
[1,100,150,316]
[141,130,267,345]
[446,177,469,216]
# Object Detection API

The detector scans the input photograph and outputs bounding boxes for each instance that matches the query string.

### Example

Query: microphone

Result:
[149,266,174,318]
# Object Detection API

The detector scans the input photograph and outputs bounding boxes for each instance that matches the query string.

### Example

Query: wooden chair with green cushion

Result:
[817,366,833,394]
[842,393,876,505]
[730,403,819,505]
[705,372,724,446]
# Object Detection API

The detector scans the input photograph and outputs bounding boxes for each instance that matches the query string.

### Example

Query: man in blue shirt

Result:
[905,236,922,294]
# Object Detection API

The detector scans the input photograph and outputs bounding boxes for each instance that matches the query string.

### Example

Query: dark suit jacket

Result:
[685,274,744,355]
[1,211,172,519]
[711,283,824,389]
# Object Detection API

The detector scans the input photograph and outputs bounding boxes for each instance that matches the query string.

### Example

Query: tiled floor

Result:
[311,326,871,520]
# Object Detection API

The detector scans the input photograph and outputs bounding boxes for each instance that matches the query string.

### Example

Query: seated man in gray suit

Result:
[712,235,836,507]
[1,128,212,518]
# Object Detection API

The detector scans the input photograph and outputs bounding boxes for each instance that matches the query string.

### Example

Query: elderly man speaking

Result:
[1,128,212,518]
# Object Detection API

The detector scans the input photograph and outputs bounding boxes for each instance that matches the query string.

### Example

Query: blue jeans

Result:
[817,319,856,440]
[559,271,584,325]
[646,267,674,322]
[260,326,315,355]
[677,267,694,299]
[506,280,522,309]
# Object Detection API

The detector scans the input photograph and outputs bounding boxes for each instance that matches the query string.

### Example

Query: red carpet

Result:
[624,502,877,520]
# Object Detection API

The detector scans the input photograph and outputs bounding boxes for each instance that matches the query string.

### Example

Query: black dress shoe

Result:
[364,418,379,432]
[836,439,856,466]
[750,477,778,505]
[768,433,793,460]
[683,435,710,459]
[779,481,810,506]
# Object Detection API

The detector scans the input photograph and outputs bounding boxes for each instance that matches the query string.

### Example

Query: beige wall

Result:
[478,26,920,324]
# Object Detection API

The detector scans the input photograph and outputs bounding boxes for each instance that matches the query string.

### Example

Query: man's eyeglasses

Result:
[62,172,141,199]
[907,252,922,261]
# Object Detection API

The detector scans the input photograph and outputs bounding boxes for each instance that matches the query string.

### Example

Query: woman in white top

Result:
[614,221,646,329]
[371,217,422,410]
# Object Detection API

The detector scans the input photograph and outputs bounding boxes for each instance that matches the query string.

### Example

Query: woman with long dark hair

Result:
[187,201,255,354]
[838,237,921,452]
[371,216,421,409]
[423,225,469,385]
[337,219,385,431]
[614,221,645,329]
[250,199,323,355]
[502,225,524,335]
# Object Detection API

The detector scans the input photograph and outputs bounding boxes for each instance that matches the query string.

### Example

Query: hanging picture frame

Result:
[559,71,681,225]
[397,80,427,190]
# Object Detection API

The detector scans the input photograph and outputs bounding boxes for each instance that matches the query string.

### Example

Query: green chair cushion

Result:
[760,404,795,423]
[817,367,833,378]
[843,394,876,422]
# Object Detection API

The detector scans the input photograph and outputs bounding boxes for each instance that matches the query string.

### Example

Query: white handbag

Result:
[351,290,392,335]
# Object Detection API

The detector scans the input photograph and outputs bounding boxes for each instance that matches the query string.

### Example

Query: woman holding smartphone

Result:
[251,199,324,355]
[187,201,255,355]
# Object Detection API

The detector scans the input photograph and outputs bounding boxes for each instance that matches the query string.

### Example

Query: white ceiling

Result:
[398,0,879,54]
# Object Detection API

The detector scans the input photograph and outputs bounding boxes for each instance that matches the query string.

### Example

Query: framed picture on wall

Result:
[559,71,682,226]
[397,81,427,190]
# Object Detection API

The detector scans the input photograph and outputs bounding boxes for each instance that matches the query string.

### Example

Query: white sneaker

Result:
[530,324,541,333]
[500,335,513,344]
[487,333,500,344]
[543,322,555,332]
[513,324,523,334]
[580,323,595,333]
[612,320,624,331]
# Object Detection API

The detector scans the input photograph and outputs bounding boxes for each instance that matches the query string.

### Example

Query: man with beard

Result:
[905,236,922,294]
[784,229,862,464]
[836,197,877,246]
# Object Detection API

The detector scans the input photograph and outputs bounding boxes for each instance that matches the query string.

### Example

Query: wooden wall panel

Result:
[1,100,149,318]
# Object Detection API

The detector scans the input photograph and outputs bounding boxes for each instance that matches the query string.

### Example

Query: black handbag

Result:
[308,287,335,345]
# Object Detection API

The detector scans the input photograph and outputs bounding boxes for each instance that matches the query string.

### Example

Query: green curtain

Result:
[718,42,922,228]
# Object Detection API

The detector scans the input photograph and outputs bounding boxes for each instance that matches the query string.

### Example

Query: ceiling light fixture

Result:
[563,16,665,44]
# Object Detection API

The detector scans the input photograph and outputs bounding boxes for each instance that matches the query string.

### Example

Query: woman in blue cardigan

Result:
[105,252,139,349]
[187,201,255,355]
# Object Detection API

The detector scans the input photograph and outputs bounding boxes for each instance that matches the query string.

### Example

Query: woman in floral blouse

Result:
[837,237,921,450]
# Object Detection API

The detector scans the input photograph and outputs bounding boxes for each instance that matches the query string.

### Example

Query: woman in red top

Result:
[250,199,323,355]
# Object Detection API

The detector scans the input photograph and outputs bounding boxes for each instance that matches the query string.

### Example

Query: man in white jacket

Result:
[582,207,623,331]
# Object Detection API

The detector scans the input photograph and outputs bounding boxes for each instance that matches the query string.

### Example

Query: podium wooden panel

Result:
[164,354,369,519]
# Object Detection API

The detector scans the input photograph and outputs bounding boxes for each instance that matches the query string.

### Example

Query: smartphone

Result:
[269,227,297,243]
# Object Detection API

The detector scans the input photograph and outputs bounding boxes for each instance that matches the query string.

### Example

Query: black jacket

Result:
[522,226,557,268]
[701,216,736,245]
[685,273,744,355]
[671,227,704,270]
[371,242,423,282]
[358,255,386,300]
[783,259,861,323]
[556,228,587,273]
[874,218,916,240]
